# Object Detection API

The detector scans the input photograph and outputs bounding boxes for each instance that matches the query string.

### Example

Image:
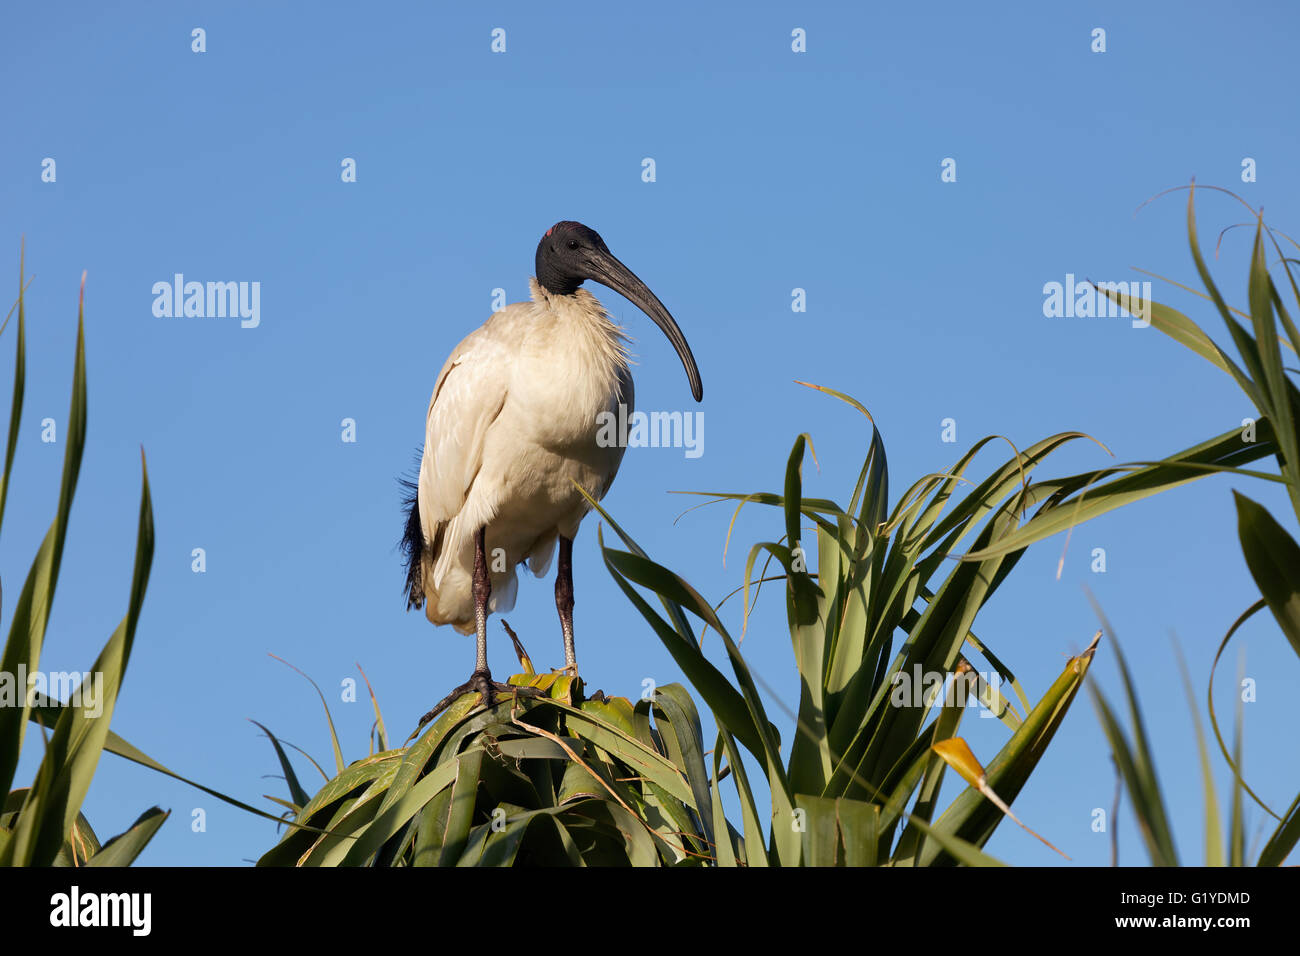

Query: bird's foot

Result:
[417,669,540,730]
[553,663,580,679]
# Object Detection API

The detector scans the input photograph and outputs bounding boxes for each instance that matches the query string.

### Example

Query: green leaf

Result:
[86,808,169,867]
[649,684,714,842]
[9,449,152,867]
[269,655,346,776]
[251,720,311,810]
[715,728,768,867]
[0,244,26,540]
[1234,491,1300,659]
[919,633,1100,865]
[1205,600,1277,820]
[0,287,88,800]
[1172,639,1222,866]
[1247,222,1300,514]
[1258,792,1300,867]
[597,530,780,768]
[1088,619,1179,866]
[1184,184,1271,412]
[334,754,461,867]
[794,793,841,866]
[962,422,1275,563]
[439,748,484,866]
[1228,651,1246,868]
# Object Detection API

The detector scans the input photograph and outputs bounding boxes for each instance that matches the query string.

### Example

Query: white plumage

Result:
[414,279,633,632]
[403,220,700,716]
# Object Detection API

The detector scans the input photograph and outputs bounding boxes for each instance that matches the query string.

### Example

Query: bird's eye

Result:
[567,240,580,250]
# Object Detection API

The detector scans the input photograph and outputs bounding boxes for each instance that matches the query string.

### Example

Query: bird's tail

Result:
[398,452,425,610]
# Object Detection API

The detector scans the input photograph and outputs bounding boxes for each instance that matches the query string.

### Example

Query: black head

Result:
[532,221,703,401]
[535,221,610,296]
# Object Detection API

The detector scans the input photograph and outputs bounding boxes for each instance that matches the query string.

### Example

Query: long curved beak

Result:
[584,250,703,402]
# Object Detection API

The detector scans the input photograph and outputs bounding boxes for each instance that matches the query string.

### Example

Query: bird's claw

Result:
[418,670,541,730]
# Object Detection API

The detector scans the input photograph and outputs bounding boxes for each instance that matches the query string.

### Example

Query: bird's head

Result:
[535,221,610,296]
[535,221,703,402]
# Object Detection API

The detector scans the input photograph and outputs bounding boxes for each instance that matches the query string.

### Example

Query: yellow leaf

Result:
[931,738,986,789]
[932,737,1071,860]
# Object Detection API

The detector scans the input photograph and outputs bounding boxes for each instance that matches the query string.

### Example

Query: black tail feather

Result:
[399,449,424,610]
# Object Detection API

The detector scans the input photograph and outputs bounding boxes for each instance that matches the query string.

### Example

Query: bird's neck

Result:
[529,278,631,355]
[527,277,632,410]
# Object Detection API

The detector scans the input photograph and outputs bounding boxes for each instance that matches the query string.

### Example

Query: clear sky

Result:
[3,2,1297,866]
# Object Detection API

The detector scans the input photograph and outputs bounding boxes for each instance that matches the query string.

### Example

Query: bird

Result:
[401,221,703,722]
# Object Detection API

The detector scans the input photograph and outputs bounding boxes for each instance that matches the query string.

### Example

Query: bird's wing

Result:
[417,311,519,575]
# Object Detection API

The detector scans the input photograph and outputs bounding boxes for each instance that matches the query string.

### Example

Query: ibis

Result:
[402,221,703,720]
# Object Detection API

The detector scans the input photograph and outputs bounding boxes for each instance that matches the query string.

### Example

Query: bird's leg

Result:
[419,527,536,729]
[473,524,491,673]
[555,535,579,678]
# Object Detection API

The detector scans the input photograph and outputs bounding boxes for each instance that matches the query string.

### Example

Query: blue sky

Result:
[3,2,1297,866]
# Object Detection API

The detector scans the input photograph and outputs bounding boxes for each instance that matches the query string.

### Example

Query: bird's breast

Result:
[510,293,633,453]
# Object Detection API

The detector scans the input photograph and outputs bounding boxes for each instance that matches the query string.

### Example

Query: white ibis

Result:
[402,221,703,720]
